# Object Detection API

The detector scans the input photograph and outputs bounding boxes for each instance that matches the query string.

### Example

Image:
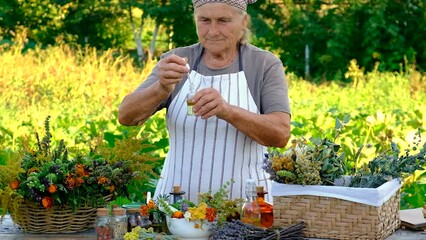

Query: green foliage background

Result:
[1,0,425,79]
[1,32,425,208]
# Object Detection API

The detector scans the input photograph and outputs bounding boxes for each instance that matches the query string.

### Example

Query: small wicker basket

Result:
[11,195,112,233]
[273,188,400,240]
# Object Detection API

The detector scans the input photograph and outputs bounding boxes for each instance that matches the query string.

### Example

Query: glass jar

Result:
[111,207,127,240]
[139,214,152,228]
[95,208,112,240]
[127,208,142,232]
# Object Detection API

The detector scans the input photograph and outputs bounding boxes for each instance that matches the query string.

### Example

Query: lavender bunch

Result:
[210,220,305,240]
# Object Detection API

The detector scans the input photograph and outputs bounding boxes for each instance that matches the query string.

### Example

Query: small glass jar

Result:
[139,214,152,228]
[187,91,196,115]
[127,208,144,232]
[95,208,112,240]
[111,207,127,240]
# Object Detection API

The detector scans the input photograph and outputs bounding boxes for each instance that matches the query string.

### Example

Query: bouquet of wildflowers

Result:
[156,181,243,228]
[4,116,133,211]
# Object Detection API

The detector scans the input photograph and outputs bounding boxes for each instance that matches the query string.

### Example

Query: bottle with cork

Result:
[169,185,185,204]
[241,179,261,227]
[111,207,127,240]
[256,185,274,228]
[95,207,112,240]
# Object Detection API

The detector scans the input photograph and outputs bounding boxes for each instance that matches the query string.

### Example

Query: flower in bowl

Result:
[158,198,216,230]
[156,181,243,239]
[158,198,215,240]
[166,216,212,240]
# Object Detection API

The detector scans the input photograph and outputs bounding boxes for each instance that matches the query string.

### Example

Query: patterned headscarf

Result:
[192,0,257,11]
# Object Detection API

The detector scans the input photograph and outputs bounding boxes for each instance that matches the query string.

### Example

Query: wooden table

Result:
[1,215,425,239]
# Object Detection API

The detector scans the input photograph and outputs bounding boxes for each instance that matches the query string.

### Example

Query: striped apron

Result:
[154,48,271,202]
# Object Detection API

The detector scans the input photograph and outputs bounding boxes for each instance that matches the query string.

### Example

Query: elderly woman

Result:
[118,0,291,202]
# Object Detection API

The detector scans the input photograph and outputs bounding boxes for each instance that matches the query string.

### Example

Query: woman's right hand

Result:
[157,54,190,93]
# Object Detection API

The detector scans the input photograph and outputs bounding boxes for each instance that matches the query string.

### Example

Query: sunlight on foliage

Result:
[1,31,425,209]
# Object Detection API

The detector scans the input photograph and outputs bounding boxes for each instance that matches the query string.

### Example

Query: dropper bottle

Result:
[186,63,195,116]
[187,85,195,115]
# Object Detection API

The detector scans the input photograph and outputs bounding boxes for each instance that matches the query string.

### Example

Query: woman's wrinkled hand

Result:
[157,54,189,93]
[192,87,231,119]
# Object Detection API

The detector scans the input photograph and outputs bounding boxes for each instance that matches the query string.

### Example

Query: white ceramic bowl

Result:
[166,217,212,240]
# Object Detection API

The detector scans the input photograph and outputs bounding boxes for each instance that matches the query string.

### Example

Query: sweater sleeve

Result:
[242,44,291,115]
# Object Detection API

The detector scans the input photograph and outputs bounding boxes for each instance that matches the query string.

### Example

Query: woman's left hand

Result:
[192,88,230,119]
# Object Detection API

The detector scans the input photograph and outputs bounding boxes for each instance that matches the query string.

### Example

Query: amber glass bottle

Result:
[241,179,261,227]
[256,186,274,228]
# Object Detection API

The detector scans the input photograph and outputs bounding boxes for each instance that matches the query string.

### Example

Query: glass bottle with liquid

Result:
[256,186,274,228]
[187,89,195,116]
[241,179,261,227]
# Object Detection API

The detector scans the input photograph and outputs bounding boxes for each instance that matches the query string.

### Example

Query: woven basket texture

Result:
[11,195,112,233]
[273,190,400,240]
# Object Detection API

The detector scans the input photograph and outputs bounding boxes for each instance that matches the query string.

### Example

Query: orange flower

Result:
[42,196,54,209]
[140,200,157,217]
[76,164,89,177]
[172,211,184,218]
[98,176,108,185]
[140,205,149,217]
[147,199,156,210]
[48,184,57,193]
[10,179,20,190]
[109,185,115,192]
[65,174,77,189]
[205,207,217,222]
[76,177,84,186]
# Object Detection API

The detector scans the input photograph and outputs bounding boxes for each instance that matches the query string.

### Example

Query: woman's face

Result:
[195,3,248,55]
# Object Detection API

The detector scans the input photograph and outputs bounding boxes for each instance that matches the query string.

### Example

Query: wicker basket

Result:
[11,195,112,233]
[272,180,401,240]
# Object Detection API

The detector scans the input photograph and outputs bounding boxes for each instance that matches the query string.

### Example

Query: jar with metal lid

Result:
[95,208,112,240]
[111,207,127,240]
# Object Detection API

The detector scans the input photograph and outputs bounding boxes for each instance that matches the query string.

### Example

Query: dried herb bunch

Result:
[210,220,305,240]
[350,129,426,188]
[263,118,348,185]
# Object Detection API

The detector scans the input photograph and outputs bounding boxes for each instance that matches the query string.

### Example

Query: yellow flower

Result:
[187,202,208,221]
[272,155,294,171]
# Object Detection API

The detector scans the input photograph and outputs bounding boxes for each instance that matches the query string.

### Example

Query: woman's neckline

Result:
[202,46,239,69]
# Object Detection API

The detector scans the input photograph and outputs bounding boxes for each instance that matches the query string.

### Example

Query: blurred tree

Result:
[0,0,63,46]
[0,0,24,37]
[277,0,426,80]
[62,0,130,50]
[1,0,425,78]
